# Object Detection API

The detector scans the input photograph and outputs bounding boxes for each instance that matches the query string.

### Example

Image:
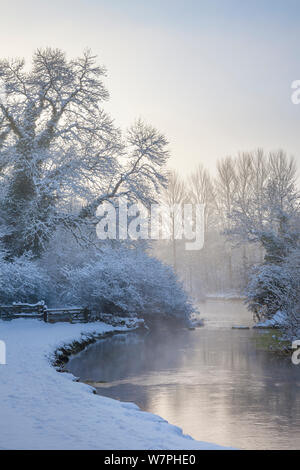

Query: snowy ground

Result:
[0,319,227,450]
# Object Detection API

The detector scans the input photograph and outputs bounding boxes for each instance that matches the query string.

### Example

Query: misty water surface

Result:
[67,300,300,450]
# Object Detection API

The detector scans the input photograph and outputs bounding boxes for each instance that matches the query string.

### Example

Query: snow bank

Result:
[206,292,245,300]
[0,319,226,450]
[253,310,288,329]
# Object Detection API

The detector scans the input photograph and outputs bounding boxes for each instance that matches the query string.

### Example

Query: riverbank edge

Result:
[49,319,234,450]
[52,317,146,370]
[1,318,230,449]
[48,318,231,450]
[252,328,292,356]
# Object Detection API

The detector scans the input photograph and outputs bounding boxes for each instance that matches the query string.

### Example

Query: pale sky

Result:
[1,0,300,175]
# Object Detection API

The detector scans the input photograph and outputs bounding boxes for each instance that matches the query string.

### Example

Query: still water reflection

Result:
[67,300,300,449]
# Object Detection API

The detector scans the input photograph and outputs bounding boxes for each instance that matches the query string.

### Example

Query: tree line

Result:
[156,150,300,339]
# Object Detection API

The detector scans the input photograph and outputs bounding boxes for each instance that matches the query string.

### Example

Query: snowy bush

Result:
[279,249,300,340]
[59,246,193,323]
[0,253,49,304]
[0,243,193,325]
[245,264,292,321]
[246,246,300,340]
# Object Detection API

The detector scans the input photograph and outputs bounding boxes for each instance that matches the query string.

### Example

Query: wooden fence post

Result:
[43,306,48,323]
[83,307,89,323]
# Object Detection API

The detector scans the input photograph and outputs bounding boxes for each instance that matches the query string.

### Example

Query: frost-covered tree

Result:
[0,251,49,304]
[214,156,237,286]
[0,49,168,257]
[245,263,292,321]
[188,164,216,233]
[233,151,300,327]
[160,170,187,270]
[228,152,298,236]
[227,151,300,263]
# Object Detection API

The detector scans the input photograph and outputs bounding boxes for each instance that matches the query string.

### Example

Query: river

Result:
[66,300,300,450]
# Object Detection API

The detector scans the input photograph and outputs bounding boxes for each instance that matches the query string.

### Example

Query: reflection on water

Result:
[67,300,300,450]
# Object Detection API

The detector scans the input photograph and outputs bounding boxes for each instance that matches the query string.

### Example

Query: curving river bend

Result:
[67,300,300,450]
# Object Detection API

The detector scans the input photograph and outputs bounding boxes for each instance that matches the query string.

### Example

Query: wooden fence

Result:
[0,302,94,323]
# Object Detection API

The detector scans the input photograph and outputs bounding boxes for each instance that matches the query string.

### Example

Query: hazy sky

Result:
[1,0,300,175]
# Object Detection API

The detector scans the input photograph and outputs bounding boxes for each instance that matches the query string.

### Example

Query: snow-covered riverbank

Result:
[0,319,226,450]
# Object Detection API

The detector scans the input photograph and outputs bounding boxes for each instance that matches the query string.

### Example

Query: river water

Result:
[67,300,300,449]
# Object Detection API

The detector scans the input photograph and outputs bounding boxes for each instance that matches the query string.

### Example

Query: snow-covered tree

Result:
[228,151,299,249]
[160,170,187,270]
[188,164,216,233]
[234,151,300,329]
[0,49,168,257]
[245,263,291,321]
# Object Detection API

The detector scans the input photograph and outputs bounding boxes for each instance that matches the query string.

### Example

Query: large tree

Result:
[162,170,187,270]
[227,150,300,264]
[0,48,168,257]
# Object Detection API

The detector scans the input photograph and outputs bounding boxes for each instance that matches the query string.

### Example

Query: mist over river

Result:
[67,300,300,450]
